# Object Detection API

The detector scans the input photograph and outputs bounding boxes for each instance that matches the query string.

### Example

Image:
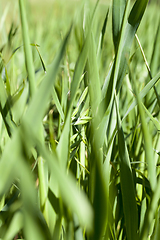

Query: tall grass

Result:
[0,0,160,239]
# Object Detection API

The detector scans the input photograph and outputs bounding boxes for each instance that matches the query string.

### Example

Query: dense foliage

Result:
[0,0,160,239]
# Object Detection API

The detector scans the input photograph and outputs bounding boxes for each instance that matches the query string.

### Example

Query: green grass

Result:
[0,0,160,239]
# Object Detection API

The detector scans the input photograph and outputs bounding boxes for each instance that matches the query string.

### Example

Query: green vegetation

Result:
[0,0,160,239]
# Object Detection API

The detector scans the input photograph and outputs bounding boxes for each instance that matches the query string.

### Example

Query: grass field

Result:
[0,0,160,239]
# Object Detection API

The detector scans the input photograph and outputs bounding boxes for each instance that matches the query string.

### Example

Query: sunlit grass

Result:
[0,0,160,239]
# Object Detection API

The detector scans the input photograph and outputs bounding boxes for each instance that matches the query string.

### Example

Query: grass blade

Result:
[36,139,94,232]
[3,211,23,240]
[19,0,36,98]
[23,27,71,134]
[150,20,160,76]
[130,70,157,191]
[123,71,160,121]
[112,0,127,51]
[115,94,138,240]
[140,177,160,240]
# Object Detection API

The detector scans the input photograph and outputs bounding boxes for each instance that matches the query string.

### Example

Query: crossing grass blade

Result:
[56,111,71,169]
[69,28,90,108]
[22,21,93,232]
[116,0,149,92]
[56,0,100,176]
[122,71,160,121]
[141,102,160,131]
[23,27,72,134]
[100,0,147,140]
[20,2,72,226]
[56,19,91,170]
[140,177,160,240]
[130,70,157,191]
[3,211,23,240]
[135,33,160,108]
[36,140,94,232]
[0,132,20,197]
[104,0,131,108]
[0,76,15,137]
[18,154,52,240]
[0,128,51,239]
[52,87,64,121]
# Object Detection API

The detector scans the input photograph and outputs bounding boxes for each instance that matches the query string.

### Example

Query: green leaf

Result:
[88,31,101,117]
[115,94,138,240]
[112,0,127,51]
[52,87,64,121]
[74,116,92,125]
[19,0,36,98]
[150,20,160,76]
[130,71,157,192]
[128,0,149,29]
[140,177,160,240]
[36,139,94,232]
[72,86,88,118]
[3,211,23,240]
[123,71,160,121]
[23,27,71,136]
[141,102,160,132]
[116,0,149,92]
[0,76,16,137]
